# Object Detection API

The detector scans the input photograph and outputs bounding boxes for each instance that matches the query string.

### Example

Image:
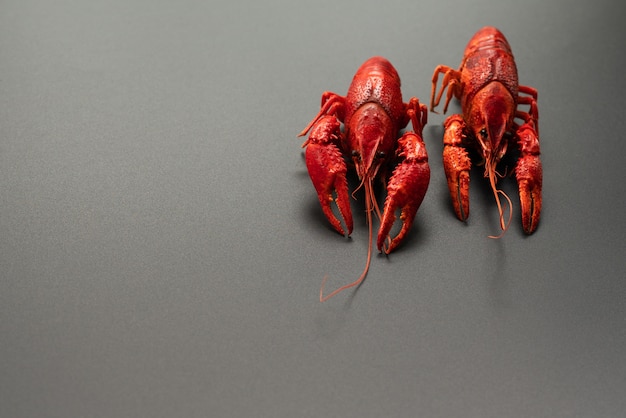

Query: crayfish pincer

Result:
[430,27,542,237]
[298,56,430,302]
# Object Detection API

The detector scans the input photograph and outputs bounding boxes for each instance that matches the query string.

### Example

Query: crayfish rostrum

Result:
[430,26,542,237]
[299,56,430,301]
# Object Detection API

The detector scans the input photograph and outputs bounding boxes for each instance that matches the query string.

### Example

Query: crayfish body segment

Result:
[299,56,430,301]
[430,26,542,236]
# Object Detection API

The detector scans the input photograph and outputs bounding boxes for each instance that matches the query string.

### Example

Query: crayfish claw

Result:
[319,184,353,236]
[303,115,354,236]
[518,179,541,234]
[378,206,413,254]
[377,132,430,253]
[515,122,542,234]
[442,115,471,222]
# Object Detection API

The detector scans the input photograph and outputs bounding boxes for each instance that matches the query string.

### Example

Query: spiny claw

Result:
[515,122,542,234]
[444,147,471,221]
[442,115,471,222]
[377,132,430,253]
[303,115,353,236]
[518,178,541,234]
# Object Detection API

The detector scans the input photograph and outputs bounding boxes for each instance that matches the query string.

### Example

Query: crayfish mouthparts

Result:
[484,158,512,239]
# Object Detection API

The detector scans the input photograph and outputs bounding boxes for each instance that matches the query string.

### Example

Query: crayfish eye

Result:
[351,150,361,161]
[479,128,488,140]
[376,151,386,159]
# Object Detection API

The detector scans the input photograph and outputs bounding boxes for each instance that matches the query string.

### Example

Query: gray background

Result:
[1,0,625,417]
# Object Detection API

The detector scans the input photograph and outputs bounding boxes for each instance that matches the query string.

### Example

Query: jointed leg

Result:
[430,65,462,114]
[517,85,539,133]
[298,92,346,137]
[404,97,428,136]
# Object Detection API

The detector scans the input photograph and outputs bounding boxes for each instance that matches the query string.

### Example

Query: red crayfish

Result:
[299,56,430,302]
[430,26,542,236]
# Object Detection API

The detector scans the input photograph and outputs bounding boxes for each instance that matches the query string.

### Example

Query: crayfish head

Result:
[348,103,395,181]
[467,82,515,237]
[468,82,515,164]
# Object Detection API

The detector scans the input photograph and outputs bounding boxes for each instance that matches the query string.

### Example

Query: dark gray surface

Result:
[2,0,625,417]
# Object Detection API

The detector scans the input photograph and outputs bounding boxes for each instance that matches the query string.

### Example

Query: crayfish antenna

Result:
[320,180,377,302]
[485,158,513,239]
